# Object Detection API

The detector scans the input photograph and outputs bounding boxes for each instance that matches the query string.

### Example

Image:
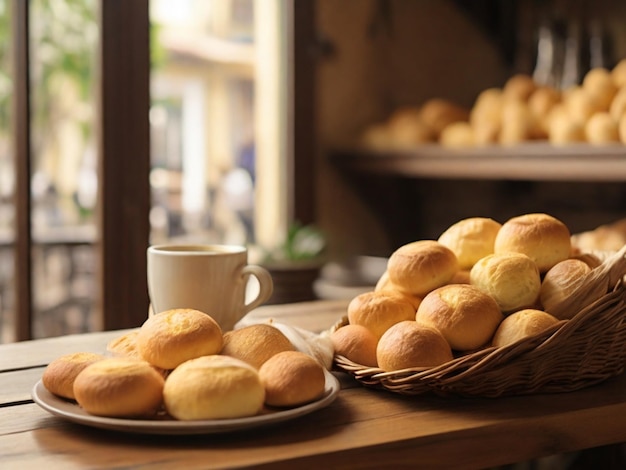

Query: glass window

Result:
[29,0,98,339]
[150,0,258,247]
[0,0,13,342]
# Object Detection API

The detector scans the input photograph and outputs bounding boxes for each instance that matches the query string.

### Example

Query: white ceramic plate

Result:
[31,370,340,435]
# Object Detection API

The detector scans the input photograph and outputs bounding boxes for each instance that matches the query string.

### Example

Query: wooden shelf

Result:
[330,142,626,182]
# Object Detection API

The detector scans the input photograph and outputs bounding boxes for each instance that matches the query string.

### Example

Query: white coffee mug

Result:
[147,244,273,331]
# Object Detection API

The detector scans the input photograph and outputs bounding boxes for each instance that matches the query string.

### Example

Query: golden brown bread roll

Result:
[528,86,561,138]
[612,59,626,87]
[502,74,537,101]
[571,222,626,253]
[415,284,503,351]
[491,309,560,348]
[106,331,141,359]
[499,98,539,145]
[258,351,326,407]
[136,308,223,370]
[564,86,603,125]
[569,252,603,269]
[448,270,471,285]
[619,113,626,144]
[470,88,503,145]
[494,213,571,273]
[609,86,626,122]
[42,352,105,400]
[221,323,295,369]
[73,357,164,418]
[347,290,417,340]
[374,272,423,310]
[331,324,378,367]
[439,121,475,148]
[612,58,626,86]
[437,217,502,270]
[374,270,393,292]
[107,330,170,377]
[376,321,453,371]
[585,112,619,144]
[470,252,541,313]
[387,107,434,147]
[387,240,459,297]
[540,259,591,317]
[164,355,265,420]
[419,98,469,137]
[548,104,586,145]
[582,67,617,111]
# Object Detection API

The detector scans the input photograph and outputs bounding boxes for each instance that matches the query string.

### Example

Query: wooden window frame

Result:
[12,0,151,340]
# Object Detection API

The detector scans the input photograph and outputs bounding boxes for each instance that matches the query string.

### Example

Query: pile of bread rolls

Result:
[362,59,626,149]
[42,309,328,420]
[332,213,606,372]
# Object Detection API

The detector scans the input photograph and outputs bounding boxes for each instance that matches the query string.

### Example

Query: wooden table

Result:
[1,300,625,469]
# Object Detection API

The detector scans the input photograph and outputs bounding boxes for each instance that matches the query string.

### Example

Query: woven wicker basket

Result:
[332,247,626,398]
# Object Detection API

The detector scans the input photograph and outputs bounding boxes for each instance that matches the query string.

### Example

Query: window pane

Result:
[149,0,258,247]
[0,0,13,343]
[29,0,98,338]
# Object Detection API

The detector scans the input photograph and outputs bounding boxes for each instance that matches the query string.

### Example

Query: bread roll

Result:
[585,112,619,144]
[259,351,326,407]
[387,240,459,297]
[136,308,223,370]
[106,331,141,359]
[73,358,164,417]
[448,270,471,284]
[164,355,264,420]
[494,213,571,273]
[419,98,469,137]
[42,352,105,400]
[387,107,434,146]
[582,67,617,111]
[503,74,537,101]
[492,309,560,348]
[565,86,603,125]
[571,222,626,253]
[374,272,423,310]
[374,270,393,291]
[347,290,417,340]
[331,324,378,367]
[221,323,295,369]
[499,98,538,145]
[437,217,502,270]
[619,113,626,144]
[470,252,541,313]
[376,321,453,371]
[415,284,503,351]
[569,251,603,269]
[540,259,591,317]
[528,86,561,137]
[609,86,626,121]
[470,88,503,145]
[612,59,626,87]
[439,121,475,148]
[548,108,586,144]
[612,58,626,86]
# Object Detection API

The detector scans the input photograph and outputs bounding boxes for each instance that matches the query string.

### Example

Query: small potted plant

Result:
[260,222,327,304]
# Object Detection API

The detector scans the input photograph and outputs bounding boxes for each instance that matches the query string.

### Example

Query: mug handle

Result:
[242,264,274,313]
